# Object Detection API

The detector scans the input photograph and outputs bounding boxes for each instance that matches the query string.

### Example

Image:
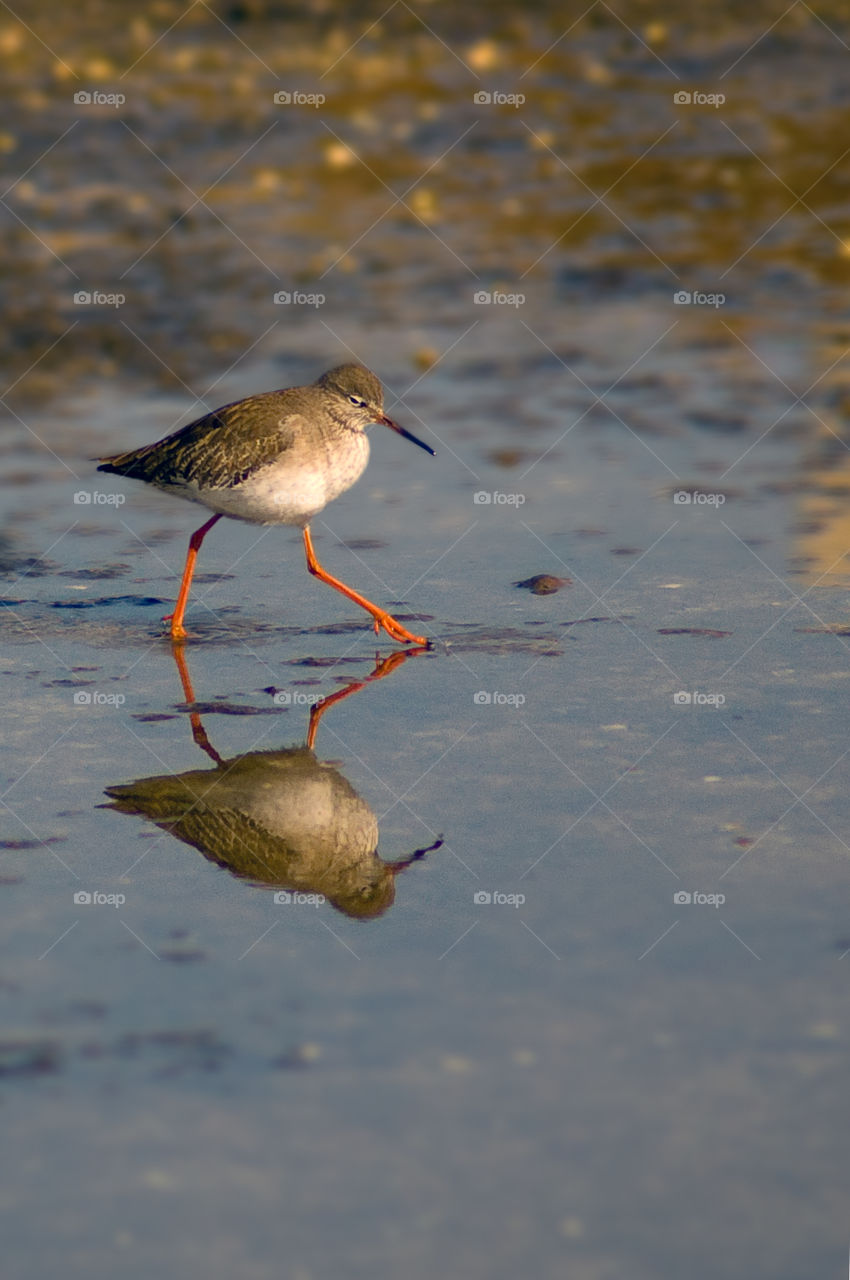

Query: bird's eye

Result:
[348,395,367,408]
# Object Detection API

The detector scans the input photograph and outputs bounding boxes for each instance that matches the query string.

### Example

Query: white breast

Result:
[182,431,371,527]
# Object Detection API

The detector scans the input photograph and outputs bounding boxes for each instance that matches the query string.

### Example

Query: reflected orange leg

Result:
[306,649,425,749]
[302,525,428,646]
[162,514,222,641]
[170,641,223,764]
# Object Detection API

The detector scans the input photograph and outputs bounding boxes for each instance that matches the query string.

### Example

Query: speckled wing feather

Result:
[97,392,304,492]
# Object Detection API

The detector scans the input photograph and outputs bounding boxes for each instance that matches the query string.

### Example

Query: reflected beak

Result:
[379,413,435,457]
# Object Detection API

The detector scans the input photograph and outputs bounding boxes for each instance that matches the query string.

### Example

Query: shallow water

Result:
[2,5,850,1279]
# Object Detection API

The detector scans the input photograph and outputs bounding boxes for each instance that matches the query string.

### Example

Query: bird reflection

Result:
[103,646,440,919]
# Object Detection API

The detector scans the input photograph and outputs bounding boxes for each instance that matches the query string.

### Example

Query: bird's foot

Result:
[372,611,429,647]
[162,612,189,642]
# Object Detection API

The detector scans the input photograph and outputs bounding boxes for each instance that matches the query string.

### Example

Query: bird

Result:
[96,363,434,644]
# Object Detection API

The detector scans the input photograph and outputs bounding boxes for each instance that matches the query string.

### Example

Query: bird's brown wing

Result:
[97,394,303,491]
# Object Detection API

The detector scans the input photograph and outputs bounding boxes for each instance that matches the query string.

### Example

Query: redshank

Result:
[97,363,434,644]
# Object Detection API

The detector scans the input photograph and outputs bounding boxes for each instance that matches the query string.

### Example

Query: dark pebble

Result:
[514,574,571,595]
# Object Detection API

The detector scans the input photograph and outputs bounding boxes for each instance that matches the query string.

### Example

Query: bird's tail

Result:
[94,442,163,480]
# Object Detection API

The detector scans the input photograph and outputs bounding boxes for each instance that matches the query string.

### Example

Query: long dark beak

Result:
[379,414,435,457]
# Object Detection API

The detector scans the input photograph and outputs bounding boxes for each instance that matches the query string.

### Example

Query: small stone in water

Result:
[514,574,571,595]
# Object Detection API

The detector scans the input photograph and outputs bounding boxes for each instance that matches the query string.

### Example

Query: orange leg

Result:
[162,514,222,641]
[302,525,428,646]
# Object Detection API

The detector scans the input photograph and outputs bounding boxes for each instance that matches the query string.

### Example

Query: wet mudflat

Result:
[2,5,850,1279]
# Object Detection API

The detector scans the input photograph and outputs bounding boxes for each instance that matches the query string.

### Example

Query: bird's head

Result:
[315,364,435,456]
